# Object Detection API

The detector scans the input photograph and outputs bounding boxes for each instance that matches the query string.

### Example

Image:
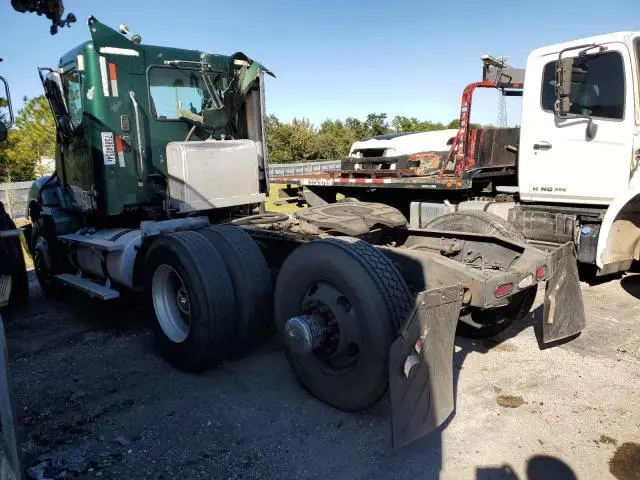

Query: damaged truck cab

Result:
[25,17,586,449]
[34,16,270,223]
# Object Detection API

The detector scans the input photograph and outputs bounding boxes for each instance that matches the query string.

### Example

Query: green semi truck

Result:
[21,16,585,447]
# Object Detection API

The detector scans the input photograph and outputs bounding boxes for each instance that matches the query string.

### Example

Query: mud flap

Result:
[543,242,586,343]
[389,285,464,449]
[0,315,21,479]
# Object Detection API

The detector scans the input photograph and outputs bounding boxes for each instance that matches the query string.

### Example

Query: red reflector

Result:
[535,265,547,281]
[495,283,513,297]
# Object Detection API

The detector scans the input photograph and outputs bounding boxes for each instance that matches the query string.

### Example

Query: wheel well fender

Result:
[132,236,153,291]
[596,188,640,270]
[26,175,63,220]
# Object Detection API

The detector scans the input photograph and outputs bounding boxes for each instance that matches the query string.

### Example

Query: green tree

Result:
[1,96,55,181]
[265,114,290,162]
[288,118,320,161]
[447,118,461,129]
[264,112,488,162]
[392,116,448,133]
[265,115,320,162]
[364,113,390,137]
[317,119,357,159]
[0,97,10,126]
[446,118,481,129]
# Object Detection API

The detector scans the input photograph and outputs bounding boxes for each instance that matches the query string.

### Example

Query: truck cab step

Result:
[58,234,125,252]
[55,274,120,300]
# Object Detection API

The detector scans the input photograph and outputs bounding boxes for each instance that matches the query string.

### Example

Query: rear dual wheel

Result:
[145,226,272,372]
[197,225,273,353]
[274,236,413,411]
[146,231,236,372]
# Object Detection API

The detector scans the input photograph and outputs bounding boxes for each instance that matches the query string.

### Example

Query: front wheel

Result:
[32,232,56,296]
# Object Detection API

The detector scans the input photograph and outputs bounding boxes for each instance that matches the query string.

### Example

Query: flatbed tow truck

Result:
[278,38,640,279]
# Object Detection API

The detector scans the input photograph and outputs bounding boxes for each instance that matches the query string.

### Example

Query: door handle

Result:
[533,141,552,151]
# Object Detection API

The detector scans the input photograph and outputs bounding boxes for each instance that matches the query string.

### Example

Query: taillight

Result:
[535,265,547,281]
[495,283,513,297]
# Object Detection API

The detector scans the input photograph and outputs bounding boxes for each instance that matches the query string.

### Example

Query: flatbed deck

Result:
[274,171,473,190]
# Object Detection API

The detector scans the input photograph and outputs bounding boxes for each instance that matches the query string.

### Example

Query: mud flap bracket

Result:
[543,242,586,343]
[389,284,464,449]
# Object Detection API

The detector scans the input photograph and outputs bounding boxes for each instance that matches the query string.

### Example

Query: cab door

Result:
[59,62,93,211]
[39,62,93,212]
[519,43,635,205]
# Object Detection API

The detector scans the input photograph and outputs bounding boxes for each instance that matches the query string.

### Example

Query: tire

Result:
[0,207,28,306]
[31,217,64,298]
[274,236,412,411]
[8,251,28,307]
[145,231,236,372]
[197,225,273,353]
[426,211,538,338]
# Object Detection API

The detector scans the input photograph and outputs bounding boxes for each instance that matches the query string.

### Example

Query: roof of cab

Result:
[59,41,93,67]
[528,31,640,59]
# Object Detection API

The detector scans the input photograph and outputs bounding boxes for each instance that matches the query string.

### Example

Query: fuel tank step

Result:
[55,274,120,300]
[58,234,125,252]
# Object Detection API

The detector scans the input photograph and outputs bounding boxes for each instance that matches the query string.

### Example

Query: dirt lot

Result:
[2,271,639,480]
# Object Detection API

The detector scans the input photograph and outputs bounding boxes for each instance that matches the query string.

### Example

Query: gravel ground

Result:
[2,271,639,480]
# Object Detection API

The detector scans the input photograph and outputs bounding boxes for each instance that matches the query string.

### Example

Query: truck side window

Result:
[148,67,206,121]
[541,51,625,120]
[63,70,83,127]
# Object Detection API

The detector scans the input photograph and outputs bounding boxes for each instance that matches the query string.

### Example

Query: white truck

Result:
[281,31,640,277]
[348,128,458,159]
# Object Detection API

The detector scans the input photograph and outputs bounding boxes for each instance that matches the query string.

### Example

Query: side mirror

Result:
[554,56,573,117]
[39,68,74,139]
[0,123,7,143]
[0,75,14,131]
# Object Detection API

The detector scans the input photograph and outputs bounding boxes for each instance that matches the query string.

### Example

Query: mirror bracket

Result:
[0,74,14,130]
[38,67,75,139]
[554,43,608,117]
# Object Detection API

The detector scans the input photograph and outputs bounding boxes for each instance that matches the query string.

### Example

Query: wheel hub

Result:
[284,314,327,354]
[176,287,190,315]
[288,281,362,372]
[34,236,53,284]
[152,264,191,344]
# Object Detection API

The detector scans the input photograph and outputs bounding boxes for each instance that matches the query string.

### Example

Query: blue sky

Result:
[1,0,638,127]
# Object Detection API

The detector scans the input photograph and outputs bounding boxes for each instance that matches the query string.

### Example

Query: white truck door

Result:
[519,43,634,205]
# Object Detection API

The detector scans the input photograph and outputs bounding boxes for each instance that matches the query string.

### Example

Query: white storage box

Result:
[166,139,265,213]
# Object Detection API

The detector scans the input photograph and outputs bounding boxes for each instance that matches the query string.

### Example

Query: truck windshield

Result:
[148,67,211,121]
